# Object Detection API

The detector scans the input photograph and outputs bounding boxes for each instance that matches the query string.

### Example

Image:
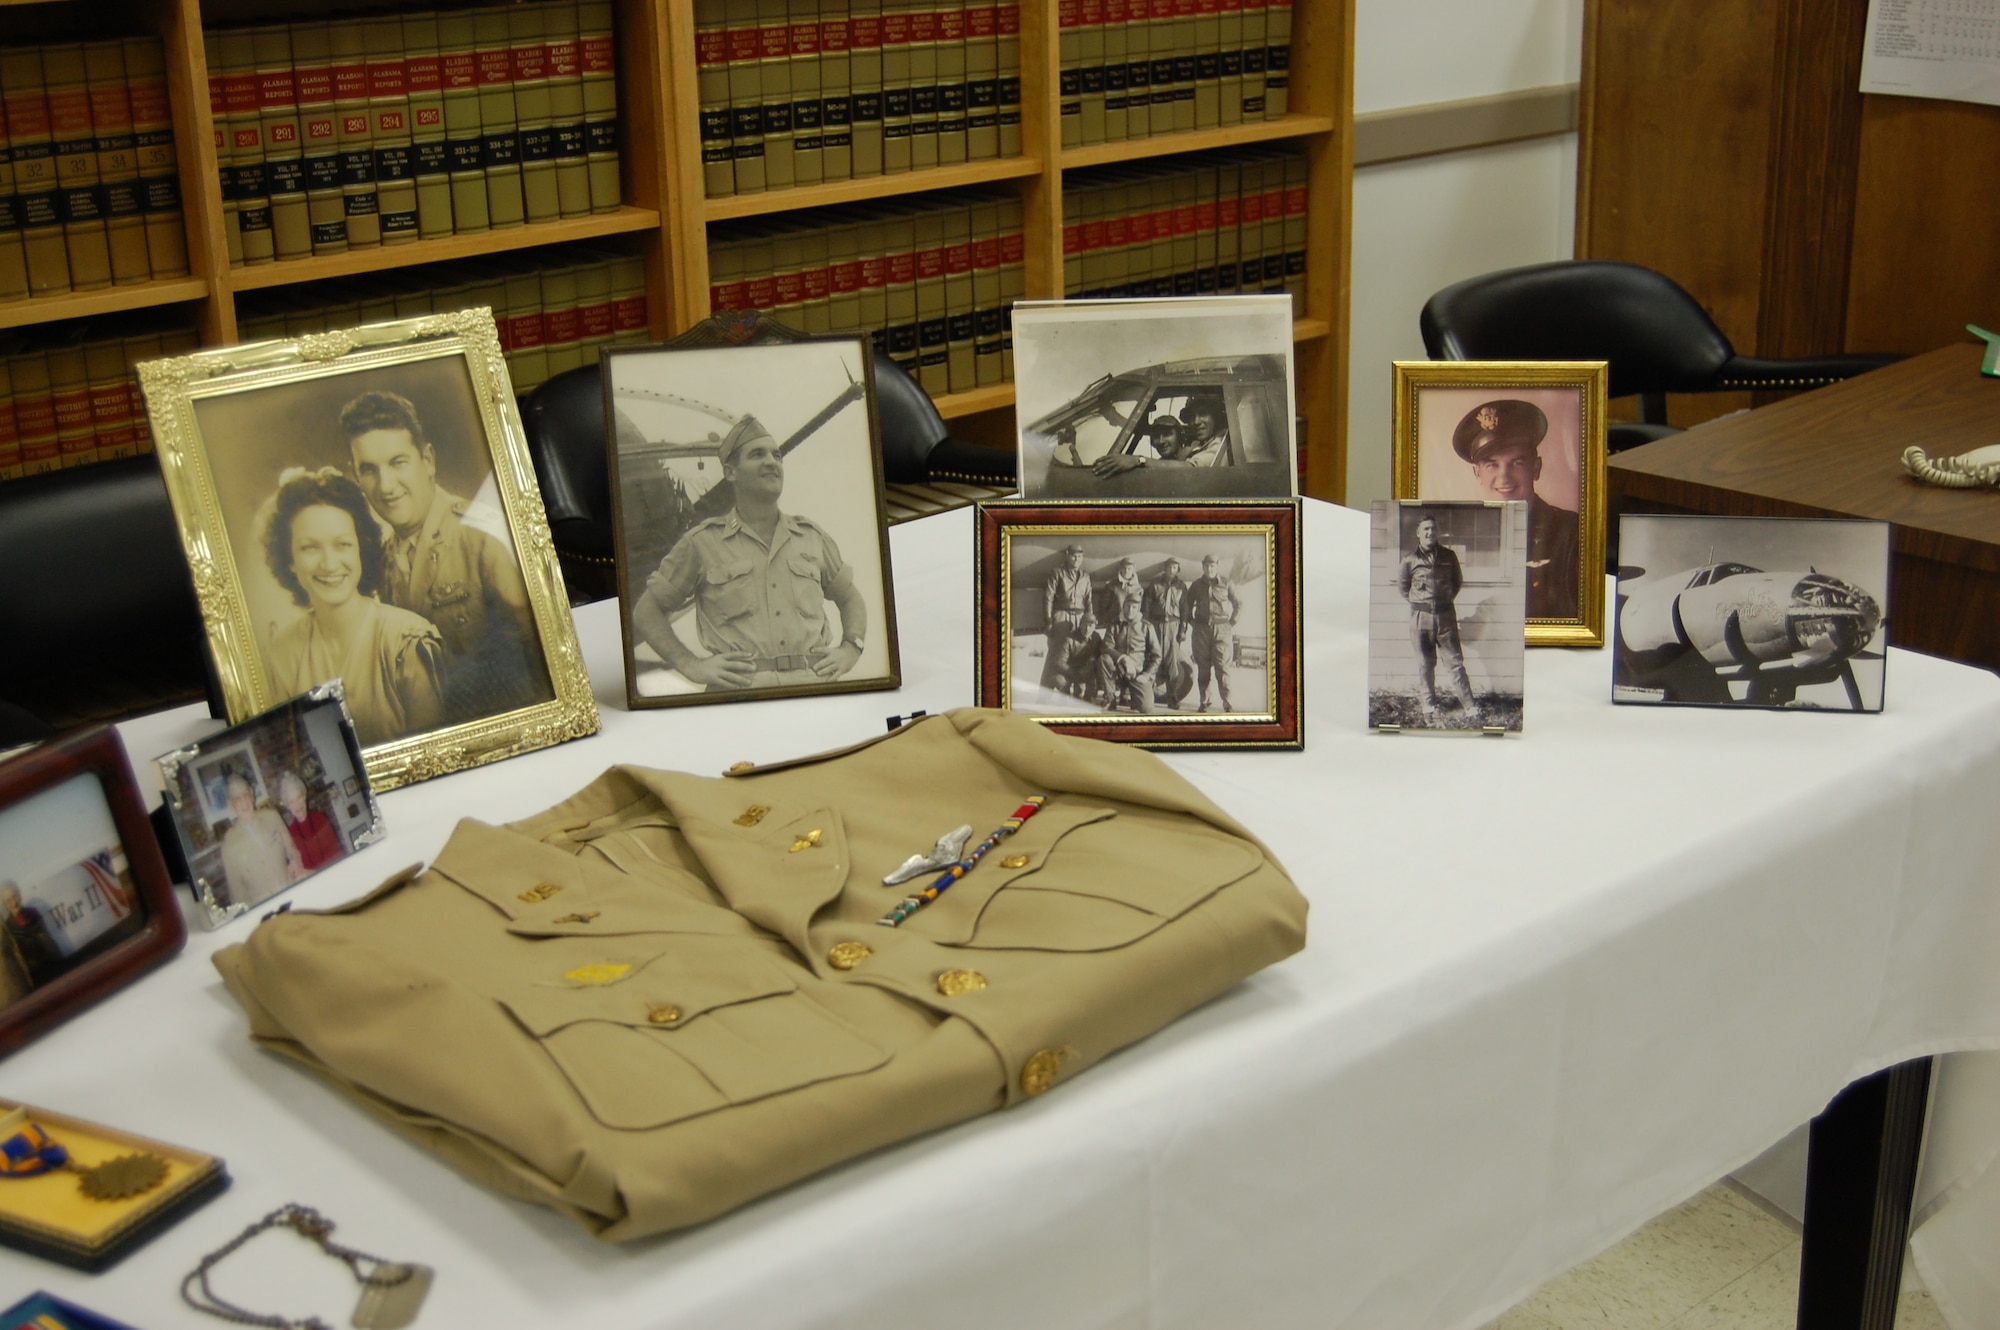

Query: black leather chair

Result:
[1420,260,1901,452]
[519,332,1014,604]
[0,456,212,741]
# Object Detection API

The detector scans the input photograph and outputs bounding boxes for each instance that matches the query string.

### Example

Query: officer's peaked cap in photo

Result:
[719,414,776,466]
[1452,399,1548,462]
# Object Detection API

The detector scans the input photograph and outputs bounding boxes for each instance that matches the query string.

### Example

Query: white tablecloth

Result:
[8,500,2000,1330]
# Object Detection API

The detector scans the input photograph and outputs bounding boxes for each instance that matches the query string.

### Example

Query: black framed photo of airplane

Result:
[603,337,901,709]
[1012,296,1299,500]
[1612,514,1890,712]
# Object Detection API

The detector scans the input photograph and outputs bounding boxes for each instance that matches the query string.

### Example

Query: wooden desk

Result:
[1608,342,2000,674]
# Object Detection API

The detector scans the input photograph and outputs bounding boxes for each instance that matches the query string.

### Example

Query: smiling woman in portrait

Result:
[260,468,447,747]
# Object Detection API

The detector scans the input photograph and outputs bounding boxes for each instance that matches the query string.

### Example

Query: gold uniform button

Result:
[1000,854,1030,869]
[728,761,755,773]
[827,941,873,970]
[935,968,987,997]
[646,1005,681,1025]
[1020,1049,1063,1097]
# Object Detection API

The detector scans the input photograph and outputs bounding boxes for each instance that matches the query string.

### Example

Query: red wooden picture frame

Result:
[977,500,1303,748]
[0,726,186,1057]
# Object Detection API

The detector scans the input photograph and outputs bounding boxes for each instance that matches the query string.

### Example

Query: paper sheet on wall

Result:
[1861,0,2000,106]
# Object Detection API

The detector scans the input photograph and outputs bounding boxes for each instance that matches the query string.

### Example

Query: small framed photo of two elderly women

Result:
[156,682,383,929]
[602,337,901,709]
[1392,361,1609,647]
[138,309,598,791]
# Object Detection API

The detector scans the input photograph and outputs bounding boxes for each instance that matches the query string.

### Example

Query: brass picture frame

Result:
[139,309,598,791]
[1392,361,1608,647]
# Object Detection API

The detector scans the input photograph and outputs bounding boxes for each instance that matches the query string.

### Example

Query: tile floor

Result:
[1483,1182,1951,1330]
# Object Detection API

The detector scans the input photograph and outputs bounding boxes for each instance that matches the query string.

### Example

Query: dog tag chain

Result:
[181,1203,433,1330]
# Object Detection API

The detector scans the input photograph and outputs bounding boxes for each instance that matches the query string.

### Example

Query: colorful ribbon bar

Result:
[878,796,1048,928]
[0,1124,68,1177]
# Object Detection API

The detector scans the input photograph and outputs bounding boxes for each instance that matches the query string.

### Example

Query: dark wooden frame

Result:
[0,727,186,1057]
[976,500,1303,748]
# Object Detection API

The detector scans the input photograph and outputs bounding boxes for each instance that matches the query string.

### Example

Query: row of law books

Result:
[0,38,190,300]
[709,189,1027,396]
[207,0,622,268]
[697,0,1024,197]
[237,244,650,393]
[1062,147,1306,301]
[1060,0,1292,147]
[0,315,197,480]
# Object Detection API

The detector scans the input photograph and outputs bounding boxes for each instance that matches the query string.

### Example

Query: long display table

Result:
[6,500,2000,1330]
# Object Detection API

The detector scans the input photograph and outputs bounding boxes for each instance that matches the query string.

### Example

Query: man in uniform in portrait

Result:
[1187,553,1240,713]
[341,391,549,723]
[1143,555,1194,708]
[1102,556,1145,623]
[1453,398,1578,620]
[1042,542,1095,695]
[1095,596,1162,714]
[1398,513,1477,717]
[633,415,869,691]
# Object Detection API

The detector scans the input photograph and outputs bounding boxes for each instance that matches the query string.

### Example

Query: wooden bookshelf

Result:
[0,0,1351,501]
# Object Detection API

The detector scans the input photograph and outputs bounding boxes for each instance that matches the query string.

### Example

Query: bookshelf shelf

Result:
[1058,115,1339,172]
[0,278,209,332]
[703,157,1045,224]
[225,208,664,294]
[934,382,1016,420]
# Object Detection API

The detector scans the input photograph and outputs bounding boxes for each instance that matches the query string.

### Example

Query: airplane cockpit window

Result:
[1058,382,1145,464]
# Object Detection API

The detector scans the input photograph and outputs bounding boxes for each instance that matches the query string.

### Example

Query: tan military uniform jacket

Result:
[213,710,1307,1241]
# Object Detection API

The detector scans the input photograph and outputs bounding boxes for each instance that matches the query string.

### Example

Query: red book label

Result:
[1080,0,1104,26]
[580,301,615,337]
[544,308,582,343]
[1104,215,1128,245]
[887,251,916,284]
[270,121,298,143]
[727,27,762,62]
[1194,201,1216,230]
[377,109,405,134]
[614,295,648,331]
[295,67,334,104]
[307,116,336,140]
[1240,193,1262,223]
[14,394,56,437]
[972,237,999,268]
[48,89,94,137]
[910,10,939,43]
[205,76,224,118]
[1174,0,1197,16]
[415,106,442,127]
[1058,0,1081,27]
[758,24,789,59]
[405,54,442,94]
[478,49,513,85]
[802,266,829,299]
[1197,0,1220,14]
[938,7,966,41]
[1105,0,1129,23]
[89,87,133,131]
[831,260,862,293]
[508,313,545,349]
[1128,211,1152,243]
[998,4,1021,35]
[441,52,479,89]
[368,58,407,99]
[773,271,804,304]
[546,37,582,76]
[1285,185,1306,216]
[696,30,728,65]
[999,231,1024,263]
[915,247,944,280]
[848,16,882,48]
[342,114,368,135]
[881,13,911,45]
[944,241,972,274]
[712,279,748,310]
[514,40,549,81]
[88,382,131,421]
[580,33,614,74]
[1080,219,1104,250]
[222,72,258,115]
[234,126,262,149]
[53,389,93,433]
[746,275,777,307]
[859,256,887,288]
[333,61,368,100]
[256,70,296,110]
[820,20,850,52]
[967,6,998,38]
[1217,197,1238,226]
[128,80,169,125]
[791,22,821,56]
[1062,223,1082,255]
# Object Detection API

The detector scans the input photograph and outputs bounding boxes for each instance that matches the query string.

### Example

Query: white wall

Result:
[1345,0,1585,507]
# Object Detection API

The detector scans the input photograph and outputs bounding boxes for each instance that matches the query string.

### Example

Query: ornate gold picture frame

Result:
[1392,361,1608,647]
[140,309,598,791]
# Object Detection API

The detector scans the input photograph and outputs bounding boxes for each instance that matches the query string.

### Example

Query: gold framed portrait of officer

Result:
[1391,361,1608,647]
[603,337,901,709]
[138,309,599,792]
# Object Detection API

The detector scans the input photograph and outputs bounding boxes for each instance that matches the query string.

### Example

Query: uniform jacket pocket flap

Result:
[901,802,1117,945]
[500,953,796,1038]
